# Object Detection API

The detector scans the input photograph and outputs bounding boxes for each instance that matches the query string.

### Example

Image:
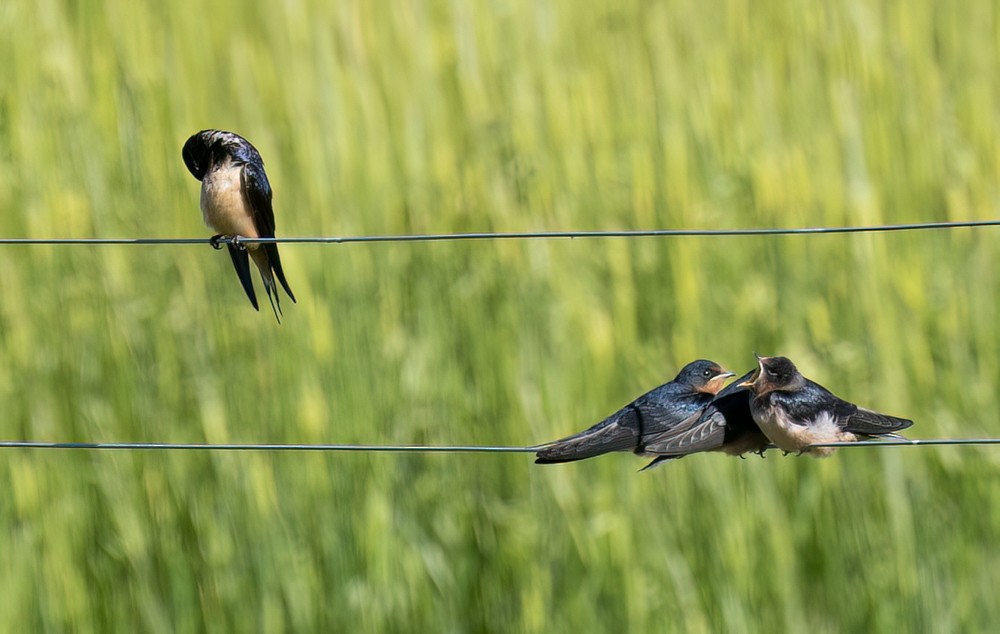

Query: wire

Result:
[802,438,1000,448]
[0,441,542,452]
[0,438,994,452]
[1,219,999,246]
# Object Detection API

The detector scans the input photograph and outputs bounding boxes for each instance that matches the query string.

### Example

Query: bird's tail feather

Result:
[266,243,296,303]
[227,244,259,311]
[534,423,639,464]
[251,248,282,322]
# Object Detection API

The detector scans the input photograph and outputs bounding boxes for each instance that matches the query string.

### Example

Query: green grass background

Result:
[2,0,1000,631]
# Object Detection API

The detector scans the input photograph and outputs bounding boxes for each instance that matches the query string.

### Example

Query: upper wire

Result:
[1,219,999,246]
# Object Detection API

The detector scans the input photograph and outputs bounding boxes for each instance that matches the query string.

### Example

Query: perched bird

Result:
[182,129,295,320]
[740,355,913,457]
[639,369,770,469]
[535,359,734,464]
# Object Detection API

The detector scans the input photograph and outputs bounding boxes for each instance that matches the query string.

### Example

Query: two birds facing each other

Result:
[535,355,914,468]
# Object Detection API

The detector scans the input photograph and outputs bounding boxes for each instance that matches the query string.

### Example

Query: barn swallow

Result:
[739,355,913,457]
[534,359,734,464]
[639,369,771,469]
[182,129,295,320]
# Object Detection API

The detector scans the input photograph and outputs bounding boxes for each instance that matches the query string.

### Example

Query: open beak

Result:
[738,367,760,388]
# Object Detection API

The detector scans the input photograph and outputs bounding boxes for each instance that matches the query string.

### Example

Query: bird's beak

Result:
[738,368,760,389]
[700,370,736,395]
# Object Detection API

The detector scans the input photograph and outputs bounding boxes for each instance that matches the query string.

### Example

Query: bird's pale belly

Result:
[755,407,854,457]
[200,163,259,240]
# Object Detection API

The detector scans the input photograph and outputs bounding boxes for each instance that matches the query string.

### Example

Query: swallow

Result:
[182,129,295,320]
[639,369,771,470]
[739,355,913,457]
[534,359,734,464]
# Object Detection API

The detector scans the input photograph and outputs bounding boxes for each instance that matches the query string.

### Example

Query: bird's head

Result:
[739,354,804,396]
[181,131,213,181]
[675,359,736,395]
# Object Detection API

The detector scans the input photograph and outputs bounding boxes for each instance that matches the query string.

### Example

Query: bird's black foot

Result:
[209,234,226,250]
[231,235,247,251]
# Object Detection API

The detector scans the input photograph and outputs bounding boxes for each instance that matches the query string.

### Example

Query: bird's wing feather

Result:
[631,390,711,438]
[844,408,914,435]
[241,162,276,238]
[535,407,642,463]
[241,162,295,302]
[641,409,727,455]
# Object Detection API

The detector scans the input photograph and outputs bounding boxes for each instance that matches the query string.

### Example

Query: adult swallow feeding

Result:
[182,129,295,320]
[639,369,770,469]
[535,359,734,464]
[740,355,913,457]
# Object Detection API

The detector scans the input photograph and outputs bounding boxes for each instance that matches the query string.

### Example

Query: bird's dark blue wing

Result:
[241,162,276,238]
[631,387,712,436]
[642,408,726,456]
[535,406,642,463]
[776,381,851,422]
[242,162,295,303]
[778,380,912,435]
[844,408,913,435]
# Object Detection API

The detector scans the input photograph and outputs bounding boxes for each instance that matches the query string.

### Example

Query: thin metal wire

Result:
[0,439,994,452]
[1,219,999,246]
[0,441,542,452]
[802,438,1000,448]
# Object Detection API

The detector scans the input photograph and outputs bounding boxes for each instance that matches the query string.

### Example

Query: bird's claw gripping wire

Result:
[210,235,248,251]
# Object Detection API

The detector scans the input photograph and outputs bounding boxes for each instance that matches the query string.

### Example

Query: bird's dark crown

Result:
[182,129,262,181]
[674,359,730,392]
[751,355,805,393]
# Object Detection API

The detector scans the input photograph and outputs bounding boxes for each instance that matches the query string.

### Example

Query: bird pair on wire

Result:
[534,355,913,468]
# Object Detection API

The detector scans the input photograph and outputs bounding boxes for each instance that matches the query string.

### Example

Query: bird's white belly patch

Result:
[757,408,855,457]
[200,163,259,239]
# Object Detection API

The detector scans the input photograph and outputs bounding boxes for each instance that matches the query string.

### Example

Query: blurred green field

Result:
[2,0,1000,631]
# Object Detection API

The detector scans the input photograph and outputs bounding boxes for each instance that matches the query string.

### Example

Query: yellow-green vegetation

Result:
[1,0,999,631]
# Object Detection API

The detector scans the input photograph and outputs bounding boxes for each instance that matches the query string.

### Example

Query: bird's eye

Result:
[703,369,712,377]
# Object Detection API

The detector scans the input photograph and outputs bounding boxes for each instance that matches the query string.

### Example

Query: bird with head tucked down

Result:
[182,129,295,321]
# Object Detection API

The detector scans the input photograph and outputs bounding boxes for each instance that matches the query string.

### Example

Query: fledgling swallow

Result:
[534,359,734,464]
[740,355,913,457]
[182,129,295,320]
[639,369,771,470]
